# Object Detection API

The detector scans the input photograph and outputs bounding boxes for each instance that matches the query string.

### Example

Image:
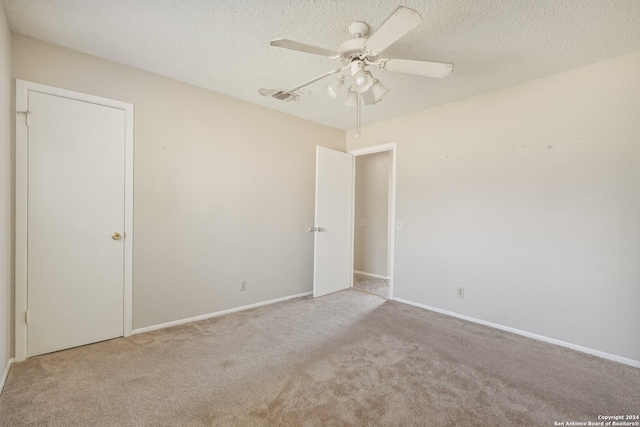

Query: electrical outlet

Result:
[457,287,464,298]
[241,281,247,291]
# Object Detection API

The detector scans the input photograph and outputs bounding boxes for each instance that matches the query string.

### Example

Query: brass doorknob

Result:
[112,232,121,240]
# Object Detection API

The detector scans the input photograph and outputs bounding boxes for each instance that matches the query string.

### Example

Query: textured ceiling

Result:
[3,0,640,130]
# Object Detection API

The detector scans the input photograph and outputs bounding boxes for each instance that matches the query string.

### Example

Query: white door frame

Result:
[14,80,134,361]
[348,143,397,299]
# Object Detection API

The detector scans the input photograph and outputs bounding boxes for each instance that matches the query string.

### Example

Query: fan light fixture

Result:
[350,61,374,93]
[324,60,390,137]
[320,60,390,109]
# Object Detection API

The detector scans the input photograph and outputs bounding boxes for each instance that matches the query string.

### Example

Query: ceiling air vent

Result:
[273,91,299,102]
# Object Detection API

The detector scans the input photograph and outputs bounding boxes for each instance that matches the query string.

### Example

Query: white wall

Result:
[0,2,12,379]
[11,35,345,330]
[347,52,640,363]
[354,151,389,277]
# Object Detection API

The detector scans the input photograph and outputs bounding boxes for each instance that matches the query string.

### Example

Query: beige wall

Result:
[0,4,11,376]
[11,35,345,329]
[354,151,389,277]
[6,32,639,365]
[347,52,640,363]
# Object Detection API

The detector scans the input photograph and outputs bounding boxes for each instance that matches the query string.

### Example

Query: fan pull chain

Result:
[356,92,361,139]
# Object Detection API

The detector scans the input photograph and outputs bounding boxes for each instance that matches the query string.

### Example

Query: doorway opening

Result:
[349,143,396,300]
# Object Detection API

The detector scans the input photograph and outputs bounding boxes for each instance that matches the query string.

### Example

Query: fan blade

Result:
[270,38,339,59]
[259,66,349,102]
[258,88,277,96]
[383,58,453,78]
[365,7,423,54]
[282,66,349,94]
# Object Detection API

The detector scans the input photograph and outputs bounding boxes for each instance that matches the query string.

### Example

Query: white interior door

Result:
[26,91,126,357]
[313,146,354,297]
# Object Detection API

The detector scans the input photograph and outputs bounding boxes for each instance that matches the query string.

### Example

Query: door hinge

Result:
[17,110,32,127]
[25,310,29,324]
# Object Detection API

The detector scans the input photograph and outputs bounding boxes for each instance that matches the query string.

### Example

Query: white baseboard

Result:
[354,270,390,280]
[133,291,313,335]
[394,297,640,368]
[0,358,15,396]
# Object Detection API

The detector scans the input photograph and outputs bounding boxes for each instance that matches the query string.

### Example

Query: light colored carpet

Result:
[1,289,638,426]
[353,274,389,299]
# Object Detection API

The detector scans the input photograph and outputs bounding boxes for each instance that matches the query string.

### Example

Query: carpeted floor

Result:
[353,274,389,299]
[0,289,638,426]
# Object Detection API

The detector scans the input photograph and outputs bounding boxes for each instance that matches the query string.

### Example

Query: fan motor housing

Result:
[338,38,377,64]
[338,38,366,60]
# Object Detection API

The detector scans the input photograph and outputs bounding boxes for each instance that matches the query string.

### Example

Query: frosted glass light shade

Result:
[370,80,389,101]
[344,89,358,107]
[326,76,344,98]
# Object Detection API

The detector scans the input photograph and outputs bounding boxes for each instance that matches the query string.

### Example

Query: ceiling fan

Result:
[259,6,453,112]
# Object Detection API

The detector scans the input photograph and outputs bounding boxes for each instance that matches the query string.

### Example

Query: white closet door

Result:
[27,91,126,357]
